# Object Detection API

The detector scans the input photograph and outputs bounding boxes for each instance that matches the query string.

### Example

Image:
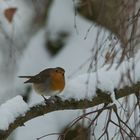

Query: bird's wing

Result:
[19,68,51,83]
[23,74,43,83]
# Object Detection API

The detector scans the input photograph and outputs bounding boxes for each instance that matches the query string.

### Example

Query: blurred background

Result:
[0,0,139,140]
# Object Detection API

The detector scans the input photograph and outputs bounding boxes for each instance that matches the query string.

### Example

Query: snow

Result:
[61,73,97,100]
[0,95,29,130]
[0,0,35,105]
[61,58,140,101]
[0,0,138,139]
[16,110,81,140]
[0,0,34,38]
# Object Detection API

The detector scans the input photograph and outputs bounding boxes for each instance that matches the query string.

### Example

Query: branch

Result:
[1,82,140,139]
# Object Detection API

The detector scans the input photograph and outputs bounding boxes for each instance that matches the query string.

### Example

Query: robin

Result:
[19,67,65,102]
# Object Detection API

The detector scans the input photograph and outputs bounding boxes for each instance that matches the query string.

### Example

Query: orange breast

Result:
[50,73,65,91]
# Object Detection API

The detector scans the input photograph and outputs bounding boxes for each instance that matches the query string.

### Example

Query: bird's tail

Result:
[18,76,33,78]
[18,76,33,83]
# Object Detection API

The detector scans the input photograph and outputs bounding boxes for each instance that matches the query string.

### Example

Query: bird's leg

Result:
[41,95,50,105]
[41,95,47,101]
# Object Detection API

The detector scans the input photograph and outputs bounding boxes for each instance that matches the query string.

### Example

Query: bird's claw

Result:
[50,95,61,102]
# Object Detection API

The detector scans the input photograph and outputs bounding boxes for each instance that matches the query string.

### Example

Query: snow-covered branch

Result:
[1,80,140,140]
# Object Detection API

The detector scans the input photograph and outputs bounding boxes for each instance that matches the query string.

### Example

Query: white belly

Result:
[33,84,60,96]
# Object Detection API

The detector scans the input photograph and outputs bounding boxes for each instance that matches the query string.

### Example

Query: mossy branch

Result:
[1,82,140,140]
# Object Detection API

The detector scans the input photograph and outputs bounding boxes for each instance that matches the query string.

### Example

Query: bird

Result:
[19,67,65,102]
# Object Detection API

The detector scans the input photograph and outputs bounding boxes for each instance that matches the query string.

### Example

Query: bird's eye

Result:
[55,69,58,72]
